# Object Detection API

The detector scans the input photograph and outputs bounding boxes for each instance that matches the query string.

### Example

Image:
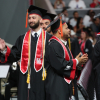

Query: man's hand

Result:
[75,52,88,66]
[0,38,6,51]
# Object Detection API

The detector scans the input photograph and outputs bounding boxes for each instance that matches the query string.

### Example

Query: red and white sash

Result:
[49,36,76,84]
[20,29,46,74]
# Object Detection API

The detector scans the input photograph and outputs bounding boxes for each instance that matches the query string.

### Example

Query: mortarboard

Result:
[25,5,47,28]
[43,13,57,21]
[28,5,47,17]
[45,14,66,36]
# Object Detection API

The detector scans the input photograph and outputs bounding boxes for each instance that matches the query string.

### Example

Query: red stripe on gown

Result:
[49,36,76,84]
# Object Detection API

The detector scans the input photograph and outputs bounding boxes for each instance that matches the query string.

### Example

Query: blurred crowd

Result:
[53,0,100,9]
[53,4,100,59]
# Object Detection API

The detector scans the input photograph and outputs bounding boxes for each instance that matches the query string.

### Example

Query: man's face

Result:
[41,19,51,33]
[62,23,71,39]
[28,14,40,29]
[95,18,100,25]
[74,12,79,19]
[63,10,68,17]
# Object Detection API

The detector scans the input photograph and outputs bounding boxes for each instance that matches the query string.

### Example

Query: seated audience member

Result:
[90,17,100,34]
[54,0,65,9]
[90,0,100,8]
[74,17,85,38]
[4,62,19,100]
[70,11,79,27]
[83,10,94,27]
[68,0,86,9]
[61,7,69,23]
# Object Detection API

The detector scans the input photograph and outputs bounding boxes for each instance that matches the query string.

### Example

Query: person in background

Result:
[70,11,79,27]
[79,28,93,59]
[54,0,65,9]
[93,32,100,100]
[83,10,94,27]
[4,62,19,100]
[68,0,86,9]
[90,0,100,8]
[40,13,56,34]
[74,17,84,38]
[61,7,69,23]
[90,17,100,34]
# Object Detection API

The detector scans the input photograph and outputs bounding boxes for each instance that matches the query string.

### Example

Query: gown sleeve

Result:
[45,41,76,79]
[0,35,24,63]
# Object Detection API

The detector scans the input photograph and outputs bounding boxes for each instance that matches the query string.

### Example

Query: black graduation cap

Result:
[25,5,47,28]
[28,5,47,17]
[45,14,65,36]
[51,19,66,33]
[43,13,57,21]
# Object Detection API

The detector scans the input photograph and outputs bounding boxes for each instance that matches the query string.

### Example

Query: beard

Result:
[63,32,70,39]
[29,20,39,29]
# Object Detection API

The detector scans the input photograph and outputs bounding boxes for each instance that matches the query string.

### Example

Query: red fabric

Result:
[0,46,11,63]
[79,40,85,54]
[70,59,76,79]
[34,29,46,72]
[20,29,46,74]
[90,2,100,8]
[49,36,76,83]
[29,0,33,5]
[20,30,30,74]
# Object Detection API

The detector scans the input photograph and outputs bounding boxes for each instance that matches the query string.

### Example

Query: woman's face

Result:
[81,31,86,40]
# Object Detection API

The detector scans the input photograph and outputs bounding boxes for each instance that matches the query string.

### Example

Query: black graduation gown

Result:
[70,38,81,58]
[93,40,100,100]
[84,39,93,60]
[44,39,78,100]
[0,31,52,100]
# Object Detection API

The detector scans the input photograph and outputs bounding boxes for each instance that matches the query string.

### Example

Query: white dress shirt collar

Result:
[60,39,67,45]
[31,28,42,37]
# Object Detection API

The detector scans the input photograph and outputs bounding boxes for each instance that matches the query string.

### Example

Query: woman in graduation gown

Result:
[44,19,88,100]
[0,5,52,100]
[79,28,94,60]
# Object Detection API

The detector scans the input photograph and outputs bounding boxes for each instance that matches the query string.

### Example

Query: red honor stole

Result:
[79,40,85,54]
[20,29,46,74]
[49,36,76,84]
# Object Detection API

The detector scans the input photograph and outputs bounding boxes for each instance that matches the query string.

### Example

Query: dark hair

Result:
[76,17,83,29]
[73,11,78,15]
[52,30,58,34]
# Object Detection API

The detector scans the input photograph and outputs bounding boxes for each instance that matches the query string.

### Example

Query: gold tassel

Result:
[68,38,71,50]
[42,68,47,81]
[26,74,30,84]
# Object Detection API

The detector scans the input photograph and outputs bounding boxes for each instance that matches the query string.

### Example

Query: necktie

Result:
[34,33,38,41]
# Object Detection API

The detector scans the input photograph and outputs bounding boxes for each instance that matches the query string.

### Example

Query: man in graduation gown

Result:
[40,12,56,34]
[44,19,88,100]
[0,5,52,100]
